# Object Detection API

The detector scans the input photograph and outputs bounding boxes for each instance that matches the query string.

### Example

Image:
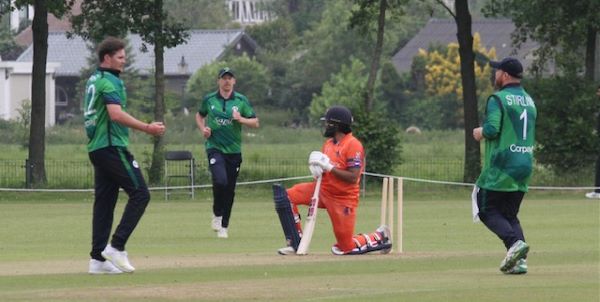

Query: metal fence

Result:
[0,158,592,189]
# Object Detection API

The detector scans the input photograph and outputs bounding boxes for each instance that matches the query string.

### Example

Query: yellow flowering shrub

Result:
[418,32,496,107]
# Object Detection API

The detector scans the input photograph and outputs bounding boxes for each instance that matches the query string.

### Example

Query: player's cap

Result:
[218,67,235,78]
[489,57,523,79]
[321,105,353,125]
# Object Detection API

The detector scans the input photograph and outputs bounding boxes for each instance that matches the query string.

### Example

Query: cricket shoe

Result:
[500,240,529,273]
[217,227,228,238]
[585,192,600,199]
[376,225,393,254]
[88,259,123,275]
[211,215,223,231]
[504,259,527,275]
[101,245,135,273]
[331,244,346,255]
[277,246,296,255]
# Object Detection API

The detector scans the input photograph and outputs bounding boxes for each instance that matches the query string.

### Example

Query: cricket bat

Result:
[296,176,322,255]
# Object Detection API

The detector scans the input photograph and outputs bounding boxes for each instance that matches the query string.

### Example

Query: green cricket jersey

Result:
[198,91,256,154]
[84,68,129,152]
[476,83,537,192]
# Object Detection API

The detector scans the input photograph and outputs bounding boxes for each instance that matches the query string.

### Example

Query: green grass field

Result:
[0,186,598,301]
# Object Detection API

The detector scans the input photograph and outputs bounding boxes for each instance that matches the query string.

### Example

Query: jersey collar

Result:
[98,67,121,77]
[500,82,521,90]
[331,132,354,145]
[217,90,235,101]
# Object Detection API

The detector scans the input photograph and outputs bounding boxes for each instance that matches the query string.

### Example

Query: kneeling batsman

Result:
[273,105,392,255]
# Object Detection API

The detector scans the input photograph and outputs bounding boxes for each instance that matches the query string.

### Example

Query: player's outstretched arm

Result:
[107,104,164,136]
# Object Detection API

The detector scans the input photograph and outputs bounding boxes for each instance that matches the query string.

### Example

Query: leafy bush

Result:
[353,109,402,175]
[309,58,367,124]
[527,77,599,172]
[310,58,402,175]
[15,100,31,147]
[406,95,469,130]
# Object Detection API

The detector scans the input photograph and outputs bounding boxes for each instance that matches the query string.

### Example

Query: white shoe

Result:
[88,259,123,275]
[101,245,135,273]
[585,192,600,199]
[217,227,228,238]
[331,244,346,255]
[277,246,296,255]
[376,225,393,254]
[211,215,223,231]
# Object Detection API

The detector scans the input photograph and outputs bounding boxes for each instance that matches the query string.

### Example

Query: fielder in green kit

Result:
[84,37,165,274]
[195,67,259,239]
[473,57,536,274]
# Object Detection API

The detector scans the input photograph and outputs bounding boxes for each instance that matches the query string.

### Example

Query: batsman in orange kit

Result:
[273,105,392,255]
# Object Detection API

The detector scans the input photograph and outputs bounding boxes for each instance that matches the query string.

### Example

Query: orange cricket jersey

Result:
[320,133,364,207]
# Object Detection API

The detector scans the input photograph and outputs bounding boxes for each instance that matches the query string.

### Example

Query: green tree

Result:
[528,78,599,172]
[186,55,270,109]
[164,0,233,29]
[484,0,600,80]
[428,0,481,182]
[415,32,495,128]
[0,0,75,187]
[265,0,328,33]
[310,58,367,122]
[246,18,297,109]
[249,0,432,119]
[0,26,24,60]
[349,0,408,111]
[71,0,189,184]
[246,18,296,54]
[279,1,376,118]
[377,60,414,127]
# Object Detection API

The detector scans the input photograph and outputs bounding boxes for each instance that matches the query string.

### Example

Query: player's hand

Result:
[147,122,165,136]
[202,127,212,139]
[309,164,323,179]
[473,127,483,142]
[308,151,334,172]
[232,108,241,121]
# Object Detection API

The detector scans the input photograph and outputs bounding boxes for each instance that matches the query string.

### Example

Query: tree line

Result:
[0,0,597,187]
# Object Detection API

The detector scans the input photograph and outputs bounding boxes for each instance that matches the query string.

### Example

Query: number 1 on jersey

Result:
[519,109,527,140]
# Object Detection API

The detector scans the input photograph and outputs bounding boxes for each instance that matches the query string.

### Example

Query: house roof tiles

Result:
[392,18,538,74]
[17,29,255,77]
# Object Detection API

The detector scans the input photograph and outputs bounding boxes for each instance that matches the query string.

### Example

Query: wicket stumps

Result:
[380,177,403,254]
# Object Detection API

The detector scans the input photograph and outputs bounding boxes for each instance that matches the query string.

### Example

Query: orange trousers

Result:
[287,182,357,252]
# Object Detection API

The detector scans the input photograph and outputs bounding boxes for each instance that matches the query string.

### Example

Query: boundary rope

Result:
[363,172,600,191]
[0,173,597,192]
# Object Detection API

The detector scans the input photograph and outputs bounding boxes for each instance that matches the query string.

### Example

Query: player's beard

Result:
[494,76,503,90]
[323,125,336,138]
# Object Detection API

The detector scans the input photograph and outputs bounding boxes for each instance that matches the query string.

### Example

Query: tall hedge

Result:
[528,77,599,172]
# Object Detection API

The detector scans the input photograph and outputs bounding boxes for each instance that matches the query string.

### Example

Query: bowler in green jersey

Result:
[195,67,259,238]
[84,37,165,274]
[473,57,536,274]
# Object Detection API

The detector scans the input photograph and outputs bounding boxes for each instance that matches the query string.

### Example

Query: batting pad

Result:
[273,184,301,250]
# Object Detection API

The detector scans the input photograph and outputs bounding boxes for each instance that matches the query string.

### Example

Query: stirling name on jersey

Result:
[476,84,537,192]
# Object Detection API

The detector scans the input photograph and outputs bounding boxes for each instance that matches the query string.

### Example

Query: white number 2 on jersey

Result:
[84,85,96,116]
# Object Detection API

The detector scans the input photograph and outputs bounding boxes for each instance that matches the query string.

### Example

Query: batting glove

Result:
[308,151,334,172]
[309,164,323,178]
